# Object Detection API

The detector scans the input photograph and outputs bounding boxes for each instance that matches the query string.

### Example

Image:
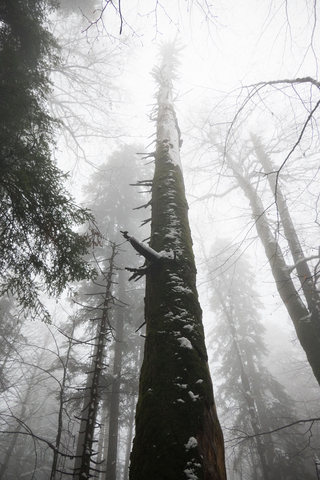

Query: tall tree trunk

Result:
[228,159,320,386]
[96,398,108,480]
[128,45,226,480]
[251,134,320,322]
[123,396,135,480]
[73,244,117,479]
[105,269,125,480]
[96,397,109,480]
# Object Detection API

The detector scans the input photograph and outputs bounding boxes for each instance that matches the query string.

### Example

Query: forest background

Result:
[1,1,320,479]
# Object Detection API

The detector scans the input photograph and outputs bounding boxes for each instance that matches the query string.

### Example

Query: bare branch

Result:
[227,417,320,445]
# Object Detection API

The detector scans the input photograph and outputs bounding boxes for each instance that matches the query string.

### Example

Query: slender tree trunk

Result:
[230,162,320,386]
[251,134,320,320]
[102,406,110,476]
[105,269,125,480]
[129,46,226,480]
[50,321,76,480]
[96,398,108,480]
[73,244,117,479]
[123,396,135,480]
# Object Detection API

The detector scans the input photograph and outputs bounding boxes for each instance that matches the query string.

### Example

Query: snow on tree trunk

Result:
[129,44,226,480]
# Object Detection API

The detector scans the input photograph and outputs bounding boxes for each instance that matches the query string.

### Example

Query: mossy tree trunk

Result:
[129,45,226,480]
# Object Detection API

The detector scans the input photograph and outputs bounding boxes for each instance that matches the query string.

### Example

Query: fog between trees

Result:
[0,1,320,479]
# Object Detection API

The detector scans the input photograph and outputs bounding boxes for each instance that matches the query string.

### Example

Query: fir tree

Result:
[208,240,314,480]
[72,144,147,479]
[0,0,93,320]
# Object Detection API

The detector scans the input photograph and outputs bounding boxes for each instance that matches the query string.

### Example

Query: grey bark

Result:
[105,269,125,480]
[73,244,116,479]
[251,134,320,326]
[230,159,320,386]
[123,396,135,480]
[50,321,76,480]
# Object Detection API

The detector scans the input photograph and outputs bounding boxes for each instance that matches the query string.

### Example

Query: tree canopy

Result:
[0,0,93,320]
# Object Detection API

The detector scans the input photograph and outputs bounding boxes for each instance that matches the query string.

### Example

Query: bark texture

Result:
[129,46,226,480]
[232,162,320,386]
[252,134,320,331]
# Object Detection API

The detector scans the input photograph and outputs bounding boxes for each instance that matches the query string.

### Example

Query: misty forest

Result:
[1,1,320,479]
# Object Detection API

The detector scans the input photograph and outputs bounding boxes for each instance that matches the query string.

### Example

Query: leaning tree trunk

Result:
[231,164,320,386]
[128,45,226,480]
[251,134,320,322]
[73,244,117,479]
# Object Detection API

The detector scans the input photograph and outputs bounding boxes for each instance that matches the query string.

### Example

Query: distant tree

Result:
[84,144,148,241]
[0,297,25,392]
[72,144,147,480]
[73,243,117,480]
[127,44,226,480]
[208,242,314,480]
[0,341,57,480]
[58,0,98,15]
[0,0,93,320]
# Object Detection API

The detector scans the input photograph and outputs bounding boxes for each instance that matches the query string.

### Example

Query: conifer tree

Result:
[0,0,92,320]
[208,241,314,480]
[73,243,117,480]
[72,145,146,479]
[127,44,226,480]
